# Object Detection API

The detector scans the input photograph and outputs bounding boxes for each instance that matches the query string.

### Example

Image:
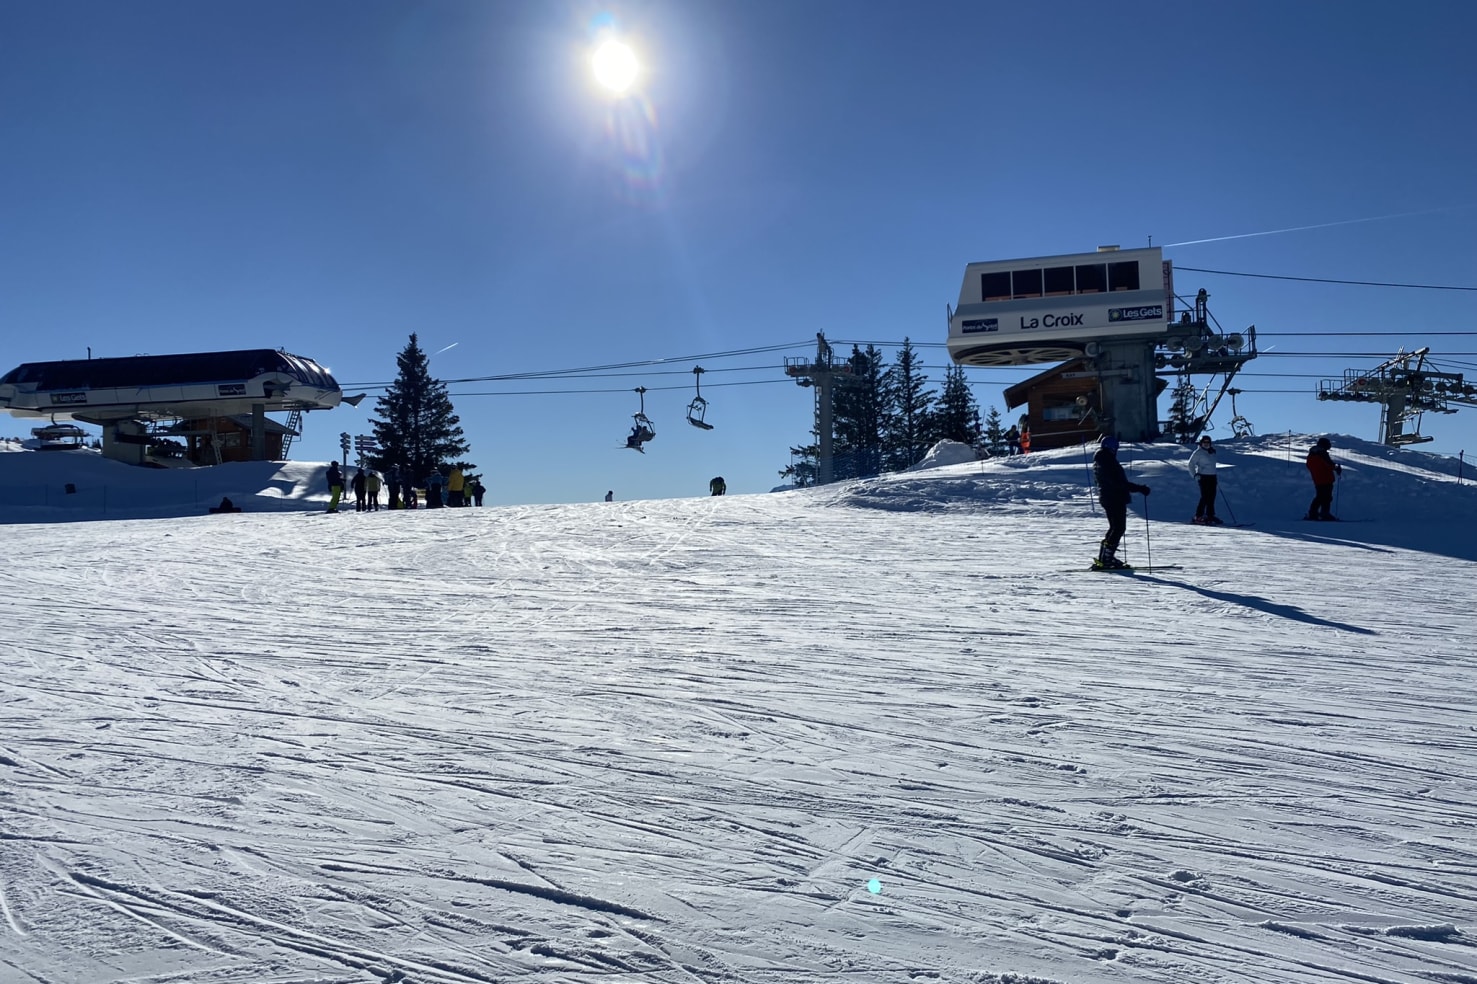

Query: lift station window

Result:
[1075,263,1107,293]
[973,252,1155,303]
[1108,261,1140,292]
[981,271,1012,301]
[1011,269,1043,298]
[1043,266,1075,296]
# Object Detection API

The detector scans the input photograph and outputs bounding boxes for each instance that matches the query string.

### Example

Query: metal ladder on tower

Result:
[279,408,303,460]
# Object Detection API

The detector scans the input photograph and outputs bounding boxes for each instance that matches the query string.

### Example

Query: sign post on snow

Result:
[353,435,378,469]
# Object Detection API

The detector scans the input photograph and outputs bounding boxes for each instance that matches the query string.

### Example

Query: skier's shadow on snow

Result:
[1134,576,1377,634]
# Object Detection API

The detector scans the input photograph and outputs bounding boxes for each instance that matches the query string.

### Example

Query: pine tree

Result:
[982,406,1007,456]
[832,345,886,480]
[369,333,469,481]
[779,443,819,488]
[880,338,936,472]
[934,364,982,448]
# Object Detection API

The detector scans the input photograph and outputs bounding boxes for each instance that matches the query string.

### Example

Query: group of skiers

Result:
[325,461,485,513]
[1091,433,1345,570]
[1005,424,1031,455]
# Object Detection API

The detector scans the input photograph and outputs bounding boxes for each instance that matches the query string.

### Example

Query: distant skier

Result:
[385,464,402,509]
[351,468,367,512]
[1187,435,1222,524]
[709,476,726,496]
[1304,437,1342,520]
[1005,425,1021,456]
[325,461,344,513]
[447,465,466,507]
[1092,435,1150,570]
[604,490,614,502]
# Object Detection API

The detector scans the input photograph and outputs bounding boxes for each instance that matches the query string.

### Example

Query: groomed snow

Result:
[2,433,1475,983]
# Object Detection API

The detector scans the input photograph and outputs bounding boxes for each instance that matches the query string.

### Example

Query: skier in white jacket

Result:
[1187,435,1222,524]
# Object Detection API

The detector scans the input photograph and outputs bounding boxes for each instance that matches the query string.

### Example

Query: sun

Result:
[591,39,639,94]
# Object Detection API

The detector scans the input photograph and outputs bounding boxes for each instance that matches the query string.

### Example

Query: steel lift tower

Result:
[1317,347,1477,446]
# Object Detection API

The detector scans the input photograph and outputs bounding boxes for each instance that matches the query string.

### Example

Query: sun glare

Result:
[592,39,639,94]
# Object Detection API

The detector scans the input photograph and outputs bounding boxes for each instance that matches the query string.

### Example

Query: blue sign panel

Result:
[1109,305,1164,323]
[961,318,999,334]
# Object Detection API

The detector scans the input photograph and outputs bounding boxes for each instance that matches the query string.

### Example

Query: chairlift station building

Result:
[947,245,1256,448]
[0,349,355,465]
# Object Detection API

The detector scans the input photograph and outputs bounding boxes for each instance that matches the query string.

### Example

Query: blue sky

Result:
[3,0,1475,503]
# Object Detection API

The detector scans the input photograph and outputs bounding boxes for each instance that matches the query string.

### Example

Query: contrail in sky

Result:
[1164,204,1473,248]
[433,342,459,356]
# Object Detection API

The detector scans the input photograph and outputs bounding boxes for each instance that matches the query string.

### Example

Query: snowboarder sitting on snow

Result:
[1092,434,1150,569]
[1304,437,1342,520]
[1187,435,1222,525]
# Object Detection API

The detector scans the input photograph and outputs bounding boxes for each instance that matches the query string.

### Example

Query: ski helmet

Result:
[1100,435,1119,451]
[1316,437,1331,449]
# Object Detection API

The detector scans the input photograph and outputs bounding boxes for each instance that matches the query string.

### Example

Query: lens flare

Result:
[592,39,638,94]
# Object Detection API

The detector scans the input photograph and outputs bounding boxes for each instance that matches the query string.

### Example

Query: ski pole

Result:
[1083,441,1098,514]
[1142,492,1153,571]
[1218,485,1239,525]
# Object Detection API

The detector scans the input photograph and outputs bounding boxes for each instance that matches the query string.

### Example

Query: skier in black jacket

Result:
[325,461,344,513]
[1092,435,1150,569]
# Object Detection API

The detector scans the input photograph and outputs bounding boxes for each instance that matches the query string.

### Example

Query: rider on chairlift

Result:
[626,422,654,449]
[624,387,656,451]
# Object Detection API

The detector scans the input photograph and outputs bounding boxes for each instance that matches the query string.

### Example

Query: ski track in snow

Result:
[2,451,1476,983]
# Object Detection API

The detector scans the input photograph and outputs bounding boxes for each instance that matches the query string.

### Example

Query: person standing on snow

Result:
[1305,437,1342,520]
[325,460,345,513]
[1092,434,1150,569]
[709,476,726,496]
[1187,435,1222,525]
[385,464,402,509]
[446,465,466,507]
[351,468,367,512]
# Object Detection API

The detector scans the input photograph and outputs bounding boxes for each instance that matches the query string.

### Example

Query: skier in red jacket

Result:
[1304,437,1342,520]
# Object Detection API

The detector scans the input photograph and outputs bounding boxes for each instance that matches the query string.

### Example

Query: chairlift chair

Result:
[624,387,656,452]
[686,366,714,430]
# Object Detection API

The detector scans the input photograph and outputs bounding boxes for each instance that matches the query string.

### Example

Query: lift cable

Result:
[1172,266,1477,291]
[341,340,812,390]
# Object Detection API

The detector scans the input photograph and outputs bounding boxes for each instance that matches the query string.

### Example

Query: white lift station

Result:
[946,245,1255,443]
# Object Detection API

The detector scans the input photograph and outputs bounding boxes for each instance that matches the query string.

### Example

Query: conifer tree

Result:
[779,443,819,488]
[982,405,1007,456]
[880,338,935,472]
[369,333,469,481]
[831,344,886,480]
[934,364,982,448]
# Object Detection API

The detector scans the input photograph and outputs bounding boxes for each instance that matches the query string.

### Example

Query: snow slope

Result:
[1,434,1475,983]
